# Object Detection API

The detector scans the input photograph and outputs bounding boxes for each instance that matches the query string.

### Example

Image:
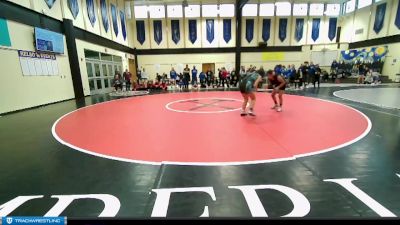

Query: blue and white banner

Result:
[396,0,400,29]
[44,0,56,9]
[100,0,109,32]
[2,217,65,225]
[223,19,231,43]
[86,0,96,27]
[374,3,387,34]
[261,19,271,42]
[295,18,304,42]
[311,18,321,42]
[278,18,287,42]
[67,0,79,19]
[111,4,118,36]
[153,20,162,45]
[171,20,180,44]
[245,19,254,43]
[328,18,337,41]
[206,19,214,43]
[120,10,126,40]
[188,20,197,44]
[136,20,145,45]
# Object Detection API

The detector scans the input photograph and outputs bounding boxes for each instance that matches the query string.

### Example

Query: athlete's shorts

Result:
[272,84,286,91]
[239,81,255,94]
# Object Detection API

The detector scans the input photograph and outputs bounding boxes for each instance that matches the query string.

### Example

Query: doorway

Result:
[202,63,215,73]
[128,58,137,83]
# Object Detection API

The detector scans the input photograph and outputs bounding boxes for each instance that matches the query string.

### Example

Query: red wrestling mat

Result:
[52,92,371,165]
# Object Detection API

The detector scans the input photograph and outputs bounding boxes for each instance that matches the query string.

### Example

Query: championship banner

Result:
[373,3,387,34]
[136,20,145,45]
[18,50,59,76]
[153,20,163,45]
[67,0,79,19]
[223,19,231,43]
[206,19,214,43]
[120,10,127,40]
[171,20,180,44]
[262,18,271,42]
[86,0,96,27]
[311,18,321,42]
[328,18,337,41]
[111,4,119,36]
[278,18,287,42]
[396,0,400,29]
[100,0,109,32]
[44,0,56,9]
[245,19,254,43]
[188,20,197,44]
[295,18,304,42]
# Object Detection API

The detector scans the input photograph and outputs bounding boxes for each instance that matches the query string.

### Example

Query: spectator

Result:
[191,66,198,87]
[206,69,213,87]
[199,71,206,88]
[141,68,148,81]
[113,73,123,91]
[123,69,132,91]
[170,67,177,86]
[183,65,190,89]
[230,70,238,87]
[313,64,321,88]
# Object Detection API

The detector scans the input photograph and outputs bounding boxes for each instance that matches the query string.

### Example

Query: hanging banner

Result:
[374,3,387,34]
[111,4,118,36]
[223,19,231,43]
[136,20,145,45]
[0,18,11,47]
[294,18,304,42]
[153,20,162,45]
[311,18,321,42]
[396,0,400,29]
[171,20,180,44]
[100,0,109,32]
[125,1,132,19]
[86,0,96,27]
[245,19,254,43]
[261,19,271,42]
[188,20,197,44]
[44,0,56,9]
[206,19,214,43]
[328,18,337,41]
[120,10,126,40]
[278,18,287,42]
[68,0,79,19]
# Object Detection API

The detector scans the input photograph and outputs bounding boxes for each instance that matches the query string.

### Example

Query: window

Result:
[242,4,258,17]
[84,50,100,59]
[358,0,372,9]
[134,5,148,19]
[259,3,274,17]
[293,3,308,16]
[202,5,218,17]
[184,5,200,18]
[309,3,324,16]
[325,4,340,16]
[275,2,291,16]
[345,0,356,13]
[167,5,183,18]
[219,4,235,17]
[149,5,165,18]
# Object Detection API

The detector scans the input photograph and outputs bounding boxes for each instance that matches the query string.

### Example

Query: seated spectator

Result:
[113,73,123,91]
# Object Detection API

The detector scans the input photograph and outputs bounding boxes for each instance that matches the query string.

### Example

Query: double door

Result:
[86,60,122,95]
